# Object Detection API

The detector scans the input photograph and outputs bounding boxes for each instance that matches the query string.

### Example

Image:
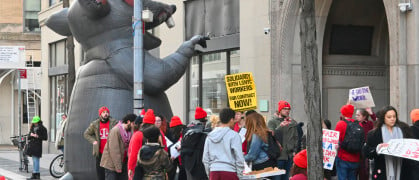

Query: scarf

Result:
[118,121,132,151]
[381,125,403,180]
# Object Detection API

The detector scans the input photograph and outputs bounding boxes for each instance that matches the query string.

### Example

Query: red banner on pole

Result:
[18,69,27,79]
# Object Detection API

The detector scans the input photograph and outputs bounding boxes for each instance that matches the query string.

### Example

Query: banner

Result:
[349,86,375,108]
[225,72,257,111]
[0,46,26,69]
[377,139,419,162]
[323,129,340,170]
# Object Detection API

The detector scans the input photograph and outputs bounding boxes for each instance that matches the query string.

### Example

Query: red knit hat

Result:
[98,106,110,116]
[143,109,156,124]
[340,104,354,118]
[170,116,183,128]
[195,107,207,120]
[140,109,146,117]
[293,149,307,169]
[278,100,291,112]
[410,109,419,123]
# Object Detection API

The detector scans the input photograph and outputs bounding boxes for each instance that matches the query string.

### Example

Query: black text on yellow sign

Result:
[225,72,257,111]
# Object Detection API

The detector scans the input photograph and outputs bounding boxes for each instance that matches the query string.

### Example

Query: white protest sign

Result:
[377,139,419,162]
[349,86,375,108]
[323,129,340,170]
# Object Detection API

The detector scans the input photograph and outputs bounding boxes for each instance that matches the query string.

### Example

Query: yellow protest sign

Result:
[225,72,257,111]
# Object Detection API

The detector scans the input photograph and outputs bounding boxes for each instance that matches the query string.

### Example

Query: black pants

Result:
[104,161,128,180]
[96,155,105,180]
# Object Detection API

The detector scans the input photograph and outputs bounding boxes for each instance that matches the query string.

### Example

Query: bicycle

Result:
[9,135,29,173]
[49,153,65,178]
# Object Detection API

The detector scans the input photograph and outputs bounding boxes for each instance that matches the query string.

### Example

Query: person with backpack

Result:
[267,101,299,180]
[202,108,244,180]
[181,107,210,180]
[138,126,172,180]
[244,112,277,174]
[335,104,364,180]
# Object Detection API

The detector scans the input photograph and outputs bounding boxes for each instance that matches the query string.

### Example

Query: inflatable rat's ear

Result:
[78,0,111,19]
[45,8,72,36]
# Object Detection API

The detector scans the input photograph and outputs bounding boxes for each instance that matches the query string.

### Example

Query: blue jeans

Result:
[336,157,359,180]
[32,156,40,173]
[272,159,292,180]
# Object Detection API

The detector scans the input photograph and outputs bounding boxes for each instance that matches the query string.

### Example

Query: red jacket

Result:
[335,119,361,162]
[127,131,143,176]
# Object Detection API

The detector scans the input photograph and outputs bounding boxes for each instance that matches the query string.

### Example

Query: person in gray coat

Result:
[202,108,244,180]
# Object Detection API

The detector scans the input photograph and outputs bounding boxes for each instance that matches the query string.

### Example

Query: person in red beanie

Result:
[334,104,362,180]
[267,100,300,180]
[290,149,307,180]
[190,107,208,127]
[182,107,211,180]
[167,116,187,180]
[84,106,118,180]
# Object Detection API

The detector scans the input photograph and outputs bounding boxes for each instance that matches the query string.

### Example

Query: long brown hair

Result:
[290,164,307,177]
[245,112,268,143]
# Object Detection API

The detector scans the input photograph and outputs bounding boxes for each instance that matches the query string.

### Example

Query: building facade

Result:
[0,0,42,144]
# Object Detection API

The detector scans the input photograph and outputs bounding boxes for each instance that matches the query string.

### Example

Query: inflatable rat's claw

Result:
[197,35,210,48]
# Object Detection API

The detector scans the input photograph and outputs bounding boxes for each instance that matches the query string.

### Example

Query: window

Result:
[49,40,67,67]
[187,50,240,121]
[49,40,68,141]
[24,0,41,32]
[50,75,68,141]
[329,25,374,55]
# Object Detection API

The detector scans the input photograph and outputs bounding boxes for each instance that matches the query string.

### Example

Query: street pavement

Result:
[0,145,59,180]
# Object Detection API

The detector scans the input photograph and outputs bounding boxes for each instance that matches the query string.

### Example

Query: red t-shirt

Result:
[335,119,361,162]
[99,121,110,154]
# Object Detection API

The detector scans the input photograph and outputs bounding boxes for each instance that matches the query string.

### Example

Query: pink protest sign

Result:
[377,139,419,162]
[323,129,340,170]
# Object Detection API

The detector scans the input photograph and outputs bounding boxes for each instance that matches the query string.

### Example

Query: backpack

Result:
[180,125,208,179]
[264,132,282,160]
[340,119,365,153]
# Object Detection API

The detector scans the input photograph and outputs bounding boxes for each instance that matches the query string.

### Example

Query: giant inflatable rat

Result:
[46,0,207,178]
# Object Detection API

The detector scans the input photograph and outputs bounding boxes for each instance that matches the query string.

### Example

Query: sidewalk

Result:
[0,145,59,180]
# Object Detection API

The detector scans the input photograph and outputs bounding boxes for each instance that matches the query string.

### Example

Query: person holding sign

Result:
[355,107,376,180]
[364,106,413,180]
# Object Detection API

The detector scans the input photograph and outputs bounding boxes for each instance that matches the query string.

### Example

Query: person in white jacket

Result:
[202,108,245,180]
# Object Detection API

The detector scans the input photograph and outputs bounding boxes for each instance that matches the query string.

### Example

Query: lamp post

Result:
[133,0,144,116]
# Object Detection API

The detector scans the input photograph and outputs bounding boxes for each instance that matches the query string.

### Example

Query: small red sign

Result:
[18,69,27,79]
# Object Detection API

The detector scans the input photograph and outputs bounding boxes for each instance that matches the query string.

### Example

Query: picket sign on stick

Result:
[349,86,375,109]
[377,139,419,162]
[322,129,340,170]
[225,72,257,111]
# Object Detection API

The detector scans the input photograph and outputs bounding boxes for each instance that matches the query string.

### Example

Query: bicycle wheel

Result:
[49,154,65,178]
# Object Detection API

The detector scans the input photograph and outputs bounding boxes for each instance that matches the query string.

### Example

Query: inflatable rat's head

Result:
[46,0,176,49]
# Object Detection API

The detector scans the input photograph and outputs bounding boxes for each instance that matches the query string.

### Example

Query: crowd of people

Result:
[22,100,419,180]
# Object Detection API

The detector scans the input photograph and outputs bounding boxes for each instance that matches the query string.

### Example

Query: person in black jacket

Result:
[26,116,48,180]
[364,106,413,180]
